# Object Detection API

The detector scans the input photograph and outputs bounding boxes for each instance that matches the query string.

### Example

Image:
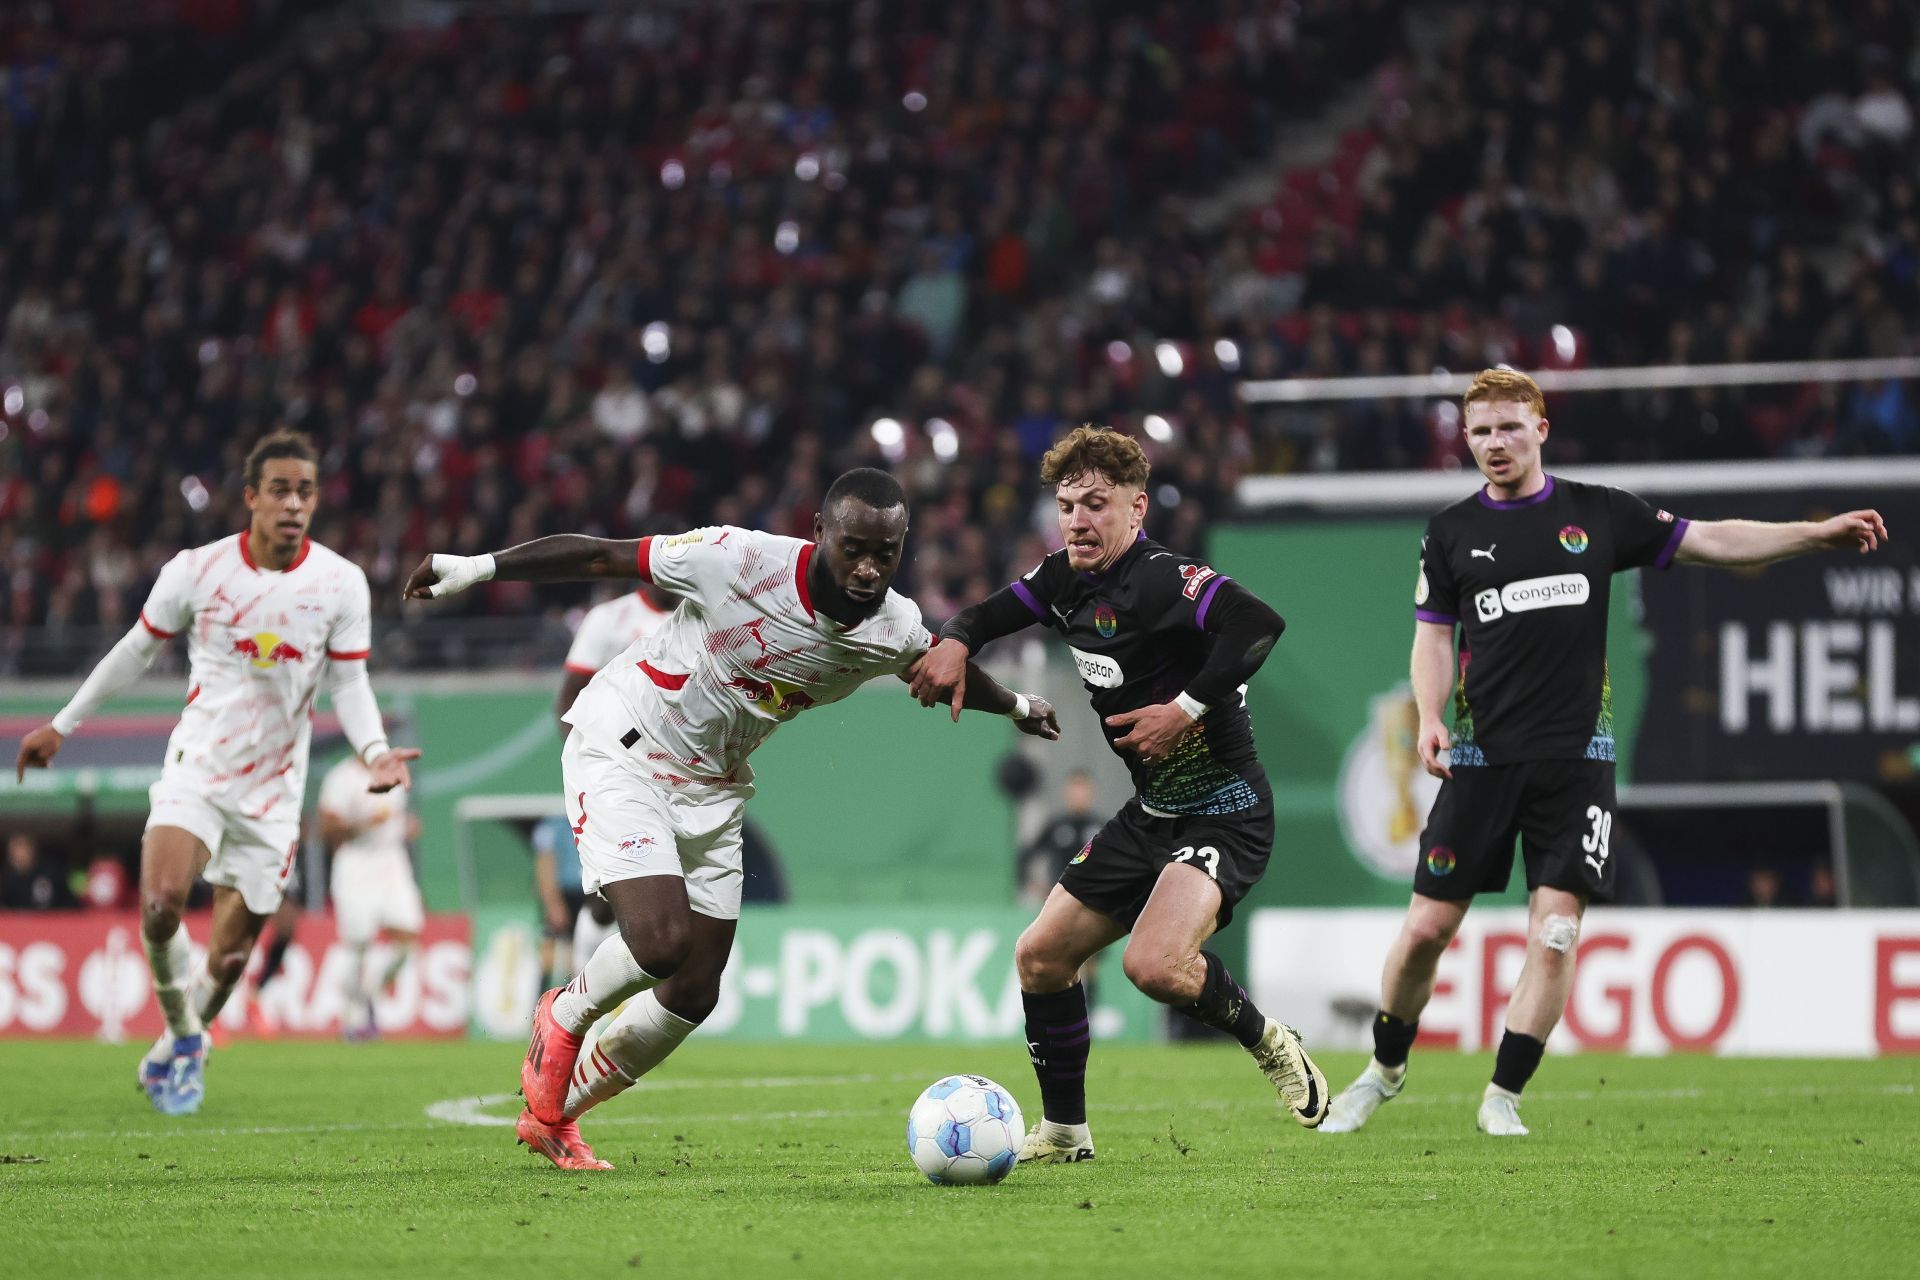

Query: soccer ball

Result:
[906,1074,1024,1185]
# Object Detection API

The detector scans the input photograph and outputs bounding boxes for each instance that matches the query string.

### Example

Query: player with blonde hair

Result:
[1323,370,1887,1136]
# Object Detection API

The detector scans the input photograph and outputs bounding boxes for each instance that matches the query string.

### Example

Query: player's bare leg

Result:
[1477,886,1586,1136]
[1323,893,1469,1134]
[1126,863,1327,1127]
[521,907,731,1173]
[1379,893,1472,1022]
[248,896,300,1038]
[136,826,212,1112]
[564,912,734,1121]
[197,886,271,1025]
[1012,885,1126,1162]
[522,874,684,1125]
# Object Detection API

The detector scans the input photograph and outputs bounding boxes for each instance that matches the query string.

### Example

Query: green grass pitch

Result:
[3,1039,1916,1278]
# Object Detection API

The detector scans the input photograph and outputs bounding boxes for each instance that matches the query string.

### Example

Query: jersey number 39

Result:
[1581,806,1613,876]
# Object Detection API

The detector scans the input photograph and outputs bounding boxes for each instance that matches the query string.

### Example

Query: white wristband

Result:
[359,740,392,766]
[1008,693,1032,720]
[428,552,496,598]
[1173,691,1209,720]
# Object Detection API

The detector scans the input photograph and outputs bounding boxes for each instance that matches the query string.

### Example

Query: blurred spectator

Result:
[1,834,77,910]
[1808,860,1839,908]
[1742,865,1789,908]
[1,0,1916,677]
[529,814,588,988]
[1017,770,1103,907]
[3,0,1365,668]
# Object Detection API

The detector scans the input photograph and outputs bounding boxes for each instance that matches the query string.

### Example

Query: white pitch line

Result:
[423,1072,926,1128]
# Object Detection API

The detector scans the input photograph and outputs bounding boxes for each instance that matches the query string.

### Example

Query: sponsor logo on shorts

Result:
[1558,525,1590,554]
[1067,645,1124,689]
[1093,604,1118,638]
[1473,573,1590,622]
[232,631,306,668]
[1426,846,1456,877]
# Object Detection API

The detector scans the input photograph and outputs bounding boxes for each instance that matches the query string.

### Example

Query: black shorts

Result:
[1415,759,1617,901]
[1059,795,1273,931]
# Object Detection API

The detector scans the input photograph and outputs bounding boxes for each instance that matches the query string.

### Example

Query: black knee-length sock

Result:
[1022,983,1091,1126]
[1372,1010,1419,1069]
[1175,951,1268,1049]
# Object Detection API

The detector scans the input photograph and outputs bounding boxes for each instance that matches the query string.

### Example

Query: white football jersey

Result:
[564,590,673,675]
[564,527,931,785]
[317,755,411,864]
[138,534,373,821]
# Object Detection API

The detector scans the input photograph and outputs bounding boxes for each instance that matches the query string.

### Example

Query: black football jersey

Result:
[1415,477,1689,765]
[1015,535,1268,814]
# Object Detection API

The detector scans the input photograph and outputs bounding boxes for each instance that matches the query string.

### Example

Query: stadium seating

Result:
[0,0,1914,668]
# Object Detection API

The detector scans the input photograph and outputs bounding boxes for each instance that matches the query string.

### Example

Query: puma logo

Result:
[1471,545,1496,561]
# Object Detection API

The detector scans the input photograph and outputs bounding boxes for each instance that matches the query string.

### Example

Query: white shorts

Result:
[147,779,301,916]
[330,852,426,944]
[560,727,748,921]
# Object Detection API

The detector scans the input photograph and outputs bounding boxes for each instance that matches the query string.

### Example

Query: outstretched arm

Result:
[910,583,1048,719]
[326,658,419,792]
[405,535,647,600]
[904,657,1060,740]
[1675,510,1886,567]
[16,621,168,780]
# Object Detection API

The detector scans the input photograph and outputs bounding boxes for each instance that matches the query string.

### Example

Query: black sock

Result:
[1491,1030,1547,1094]
[1175,952,1267,1050]
[1022,984,1091,1126]
[258,928,293,990]
[1372,1010,1418,1069]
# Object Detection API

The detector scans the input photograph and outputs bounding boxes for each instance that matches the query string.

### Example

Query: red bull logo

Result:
[233,631,306,669]
[724,674,816,718]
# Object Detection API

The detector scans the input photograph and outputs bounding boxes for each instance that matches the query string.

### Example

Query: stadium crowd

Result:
[0,0,1916,669]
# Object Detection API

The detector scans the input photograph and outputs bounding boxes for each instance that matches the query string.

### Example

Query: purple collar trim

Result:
[1477,475,1556,509]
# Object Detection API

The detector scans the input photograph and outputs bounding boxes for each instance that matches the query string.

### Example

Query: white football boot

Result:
[1251,1018,1329,1128]
[1016,1120,1095,1164]
[1319,1062,1405,1134]
[1476,1090,1530,1136]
